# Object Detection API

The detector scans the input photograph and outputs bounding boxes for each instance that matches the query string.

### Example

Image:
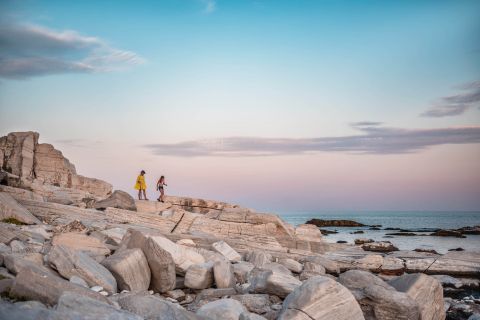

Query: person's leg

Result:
[160,189,165,202]
[143,189,148,200]
[138,189,142,200]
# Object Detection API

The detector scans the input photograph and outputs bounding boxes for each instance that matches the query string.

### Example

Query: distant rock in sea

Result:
[306,218,365,227]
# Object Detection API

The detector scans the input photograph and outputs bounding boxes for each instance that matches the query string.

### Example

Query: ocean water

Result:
[278,211,480,254]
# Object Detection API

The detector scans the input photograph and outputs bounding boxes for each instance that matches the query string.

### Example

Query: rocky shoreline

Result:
[0,131,479,320]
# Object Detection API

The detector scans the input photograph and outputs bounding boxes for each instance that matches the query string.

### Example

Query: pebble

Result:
[90,286,103,292]
[271,304,282,311]
[99,291,109,296]
[148,290,154,295]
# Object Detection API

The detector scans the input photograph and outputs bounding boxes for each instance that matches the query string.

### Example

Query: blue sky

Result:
[1,0,479,211]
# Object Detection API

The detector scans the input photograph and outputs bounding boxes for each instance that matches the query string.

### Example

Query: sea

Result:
[278,211,480,254]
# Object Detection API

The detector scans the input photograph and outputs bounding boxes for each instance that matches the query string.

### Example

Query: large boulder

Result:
[389,273,445,320]
[9,264,110,306]
[278,276,365,320]
[101,248,151,292]
[197,298,247,320]
[338,270,420,320]
[57,291,142,320]
[47,245,117,294]
[116,292,200,320]
[95,190,136,211]
[214,259,236,288]
[120,229,176,293]
[0,193,41,225]
[248,269,301,298]
[184,261,214,289]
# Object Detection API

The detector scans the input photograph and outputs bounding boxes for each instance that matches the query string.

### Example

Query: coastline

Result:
[0,131,479,320]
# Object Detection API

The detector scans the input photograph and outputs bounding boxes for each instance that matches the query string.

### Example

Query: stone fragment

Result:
[231,294,272,314]
[212,240,242,262]
[9,264,110,306]
[278,258,303,273]
[214,259,236,288]
[52,232,110,260]
[389,273,445,320]
[95,190,137,211]
[165,289,186,302]
[57,291,142,320]
[233,261,255,284]
[240,312,268,320]
[338,270,420,320]
[116,292,200,320]
[0,193,41,225]
[197,298,247,320]
[101,248,151,292]
[303,255,339,274]
[247,250,272,268]
[184,261,214,289]
[48,245,117,294]
[278,276,365,320]
[299,261,326,281]
[3,253,44,275]
[248,269,301,298]
[70,275,89,288]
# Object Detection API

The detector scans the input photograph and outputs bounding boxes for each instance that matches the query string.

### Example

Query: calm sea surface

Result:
[278,211,480,253]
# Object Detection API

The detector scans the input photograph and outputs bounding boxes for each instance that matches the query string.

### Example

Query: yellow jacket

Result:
[134,175,146,190]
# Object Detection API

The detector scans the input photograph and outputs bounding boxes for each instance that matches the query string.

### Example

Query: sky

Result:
[1,0,480,212]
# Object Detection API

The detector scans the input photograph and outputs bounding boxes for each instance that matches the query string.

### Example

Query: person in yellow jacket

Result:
[134,170,148,200]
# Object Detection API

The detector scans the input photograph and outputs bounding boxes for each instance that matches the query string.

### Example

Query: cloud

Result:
[144,124,480,157]
[421,81,480,117]
[0,22,144,79]
[201,0,216,13]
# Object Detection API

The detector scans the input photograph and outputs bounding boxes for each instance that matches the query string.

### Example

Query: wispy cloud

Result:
[201,0,216,13]
[0,22,144,79]
[421,81,480,117]
[144,124,480,157]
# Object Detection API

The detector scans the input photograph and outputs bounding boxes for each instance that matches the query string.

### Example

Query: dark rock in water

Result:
[337,240,348,244]
[350,230,364,234]
[370,224,382,228]
[369,227,381,230]
[430,230,466,238]
[383,236,394,238]
[362,241,399,252]
[386,232,418,236]
[306,218,365,227]
[319,229,338,235]
[384,227,401,231]
[414,248,439,254]
[354,238,374,245]
[456,226,480,235]
[448,248,465,252]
